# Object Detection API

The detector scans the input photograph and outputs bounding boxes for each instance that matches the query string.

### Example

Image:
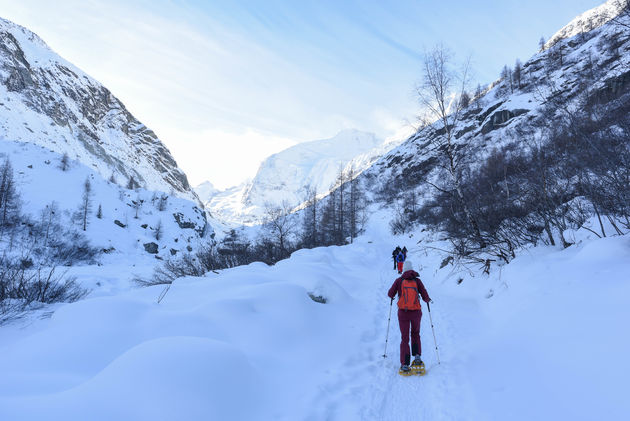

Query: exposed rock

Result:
[143,242,158,254]
[172,208,206,236]
[476,101,504,124]
[114,220,126,228]
[481,109,529,134]
[0,18,195,199]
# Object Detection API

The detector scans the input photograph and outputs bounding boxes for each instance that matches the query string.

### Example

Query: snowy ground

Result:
[0,210,629,420]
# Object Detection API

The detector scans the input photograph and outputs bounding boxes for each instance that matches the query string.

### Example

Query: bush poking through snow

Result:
[0,258,89,325]
[134,252,206,286]
[307,293,327,304]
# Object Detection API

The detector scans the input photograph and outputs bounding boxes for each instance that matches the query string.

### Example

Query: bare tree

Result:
[611,0,630,29]
[416,45,486,248]
[514,59,523,89]
[132,194,144,219]
[158,194,168,211]
[473,83,485,110]
[59,153,70,171]
[335,164,346,244]
[127,176,138,190]
[154,219,163,241]
[500,65,513,95]
[301,184,318,248]
[459,91,471,109]
[0,158,20,231]
[539,36,546,52]
[347,164,367,243]
[79,177,93,231]
[319,187,338,246]
[262,201,297,259]
[41,201,59,247]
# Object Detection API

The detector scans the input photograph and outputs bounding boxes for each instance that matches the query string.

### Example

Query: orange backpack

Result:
[398,278,421,311]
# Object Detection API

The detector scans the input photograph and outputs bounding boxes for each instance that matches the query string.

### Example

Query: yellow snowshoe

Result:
[411,359,426,376]
[398,365,413,376]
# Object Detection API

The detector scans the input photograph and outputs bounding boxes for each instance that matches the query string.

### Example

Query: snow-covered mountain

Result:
[0,17,212,269]
[194,181,220,200]
[0,17,195,200]
[362,0,630,204]
[198,129,398,225]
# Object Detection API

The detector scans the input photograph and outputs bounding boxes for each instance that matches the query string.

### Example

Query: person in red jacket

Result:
[387,260,431,373]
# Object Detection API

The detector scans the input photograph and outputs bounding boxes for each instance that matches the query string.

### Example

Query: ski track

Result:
[305,245,479,421]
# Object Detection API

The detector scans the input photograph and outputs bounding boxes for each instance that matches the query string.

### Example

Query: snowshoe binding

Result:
[411,359,426,376]
[398,364,413,376]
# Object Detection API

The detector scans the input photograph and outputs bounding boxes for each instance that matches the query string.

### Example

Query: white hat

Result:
[402,260,414,272]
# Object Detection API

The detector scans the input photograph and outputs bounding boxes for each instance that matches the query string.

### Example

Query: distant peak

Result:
[0,16,50,50]
[332,128,377,139]
[546,0,623,48]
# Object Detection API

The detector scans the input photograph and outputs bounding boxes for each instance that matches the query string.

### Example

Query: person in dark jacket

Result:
[395,250,405,274]
[392,246,401,270]
[387,260,431,373]
[402,246,408,259]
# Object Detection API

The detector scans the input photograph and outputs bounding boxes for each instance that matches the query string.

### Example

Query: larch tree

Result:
[415,45,486,249]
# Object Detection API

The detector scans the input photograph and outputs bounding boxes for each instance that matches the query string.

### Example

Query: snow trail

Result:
[303,242,480,420]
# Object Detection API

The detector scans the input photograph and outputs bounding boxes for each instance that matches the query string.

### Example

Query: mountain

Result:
[194,181,220,201]
[0,17,211,269]
[0,17,194,200]
[198,129,397,224]
[362,0,630,217]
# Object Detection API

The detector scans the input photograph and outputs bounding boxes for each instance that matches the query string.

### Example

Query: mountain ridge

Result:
[0,17,196,201]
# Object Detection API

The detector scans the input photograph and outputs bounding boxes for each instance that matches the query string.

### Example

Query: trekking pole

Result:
[427,302,441,365]
[157,283,171,304]
[383,298,393,358]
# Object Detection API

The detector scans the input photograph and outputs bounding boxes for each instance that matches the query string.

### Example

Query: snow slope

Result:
[546,0,622,48]
[0,17,195,200]
[198,129,397,225]
[0,208,628,420]
[0,139,208,268]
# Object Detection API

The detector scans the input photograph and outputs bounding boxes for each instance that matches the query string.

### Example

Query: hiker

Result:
[402,246,408,259]
[395,250,405,274]
[387,260,431,373]
[392,246,401,270]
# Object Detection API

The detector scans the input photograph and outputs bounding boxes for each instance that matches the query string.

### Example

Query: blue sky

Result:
[0,0,605,188]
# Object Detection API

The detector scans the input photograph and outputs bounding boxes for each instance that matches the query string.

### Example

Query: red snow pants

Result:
[397,261,404,273]
[398,309,422,365]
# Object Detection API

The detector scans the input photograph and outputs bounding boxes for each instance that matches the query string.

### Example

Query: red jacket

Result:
[388,270,431,304]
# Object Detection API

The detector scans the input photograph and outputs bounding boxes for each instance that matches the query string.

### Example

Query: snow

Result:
[1,205,628,419]
[0,139,209,283]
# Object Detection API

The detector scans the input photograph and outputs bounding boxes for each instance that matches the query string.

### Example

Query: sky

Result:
[0,0,605,189]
